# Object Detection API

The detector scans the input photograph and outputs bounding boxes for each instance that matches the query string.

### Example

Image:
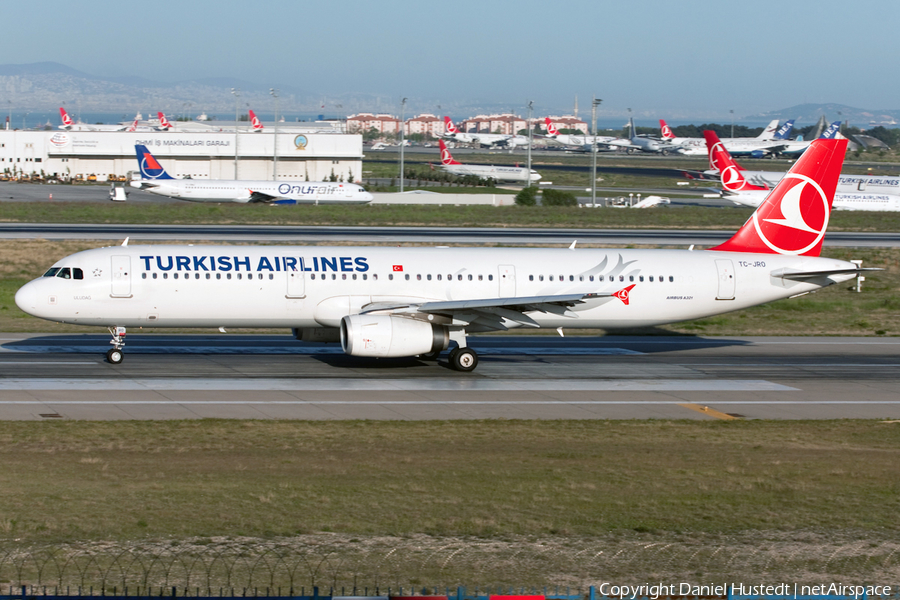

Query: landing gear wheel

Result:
[450,347,478,372]
[106,348,124,365]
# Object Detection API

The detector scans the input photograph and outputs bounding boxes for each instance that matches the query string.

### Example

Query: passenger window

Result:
[569,275,574,281]
[478,275,483,281]
[579,276,583,281]
[539,275,544,281]
[163,273,168,279]
[73,268,83,280]
[417,274,421,280]
[639,276,644,282]
[619,275,624,282]
[549,275,554,281]
[529,275,534,281]
[142,273,147,279]
[427,274,432,281]
[448,274,452,281]
[363,274,367,280]
[342,274,347,280]
[206,273,211,279]
[389,274,393,280]
[269,274,273,280]
[153,273,158,279]
[598,275,603,281]
[458,274,462,281]
[589,275,594,281]
[174,273,179,280]
[226,273,231,280]
[258,273,263,280]
[649,276,654,282]
[488,275,493,281]
[57,268,71,279]
[437,274,442,281]
[43,268,60,277]
[352,274,357,280]
[669,276,674,282]
[331,274,336,280]
[373,274,378,281]
[405,274,410,281]
[216,273,221,280]
[311,273,316,280]
[629,276,634,282]
[468,274,472,281]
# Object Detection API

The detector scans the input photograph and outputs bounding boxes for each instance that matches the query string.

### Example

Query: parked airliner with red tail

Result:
[16,139,868,370]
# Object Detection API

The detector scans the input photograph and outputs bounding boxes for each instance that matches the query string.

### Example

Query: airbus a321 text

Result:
[17,139,869,371]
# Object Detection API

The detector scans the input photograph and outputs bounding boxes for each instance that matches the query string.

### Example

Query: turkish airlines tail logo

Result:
[59,108,73,128]
[710,139,848,257]
[438,140,460,165]
[659,119,675,139]
[158,112,173,130]
[703,131,767,192]
[126,118,138,132]
[613,284,636,305]
[443,116,459,134]
[545,117,560,136]
[249,109,263,131]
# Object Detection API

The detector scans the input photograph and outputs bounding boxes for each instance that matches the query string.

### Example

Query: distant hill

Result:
[753,103,899,126]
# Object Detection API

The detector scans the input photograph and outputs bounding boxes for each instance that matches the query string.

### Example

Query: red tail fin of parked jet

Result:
[703,131,768,193]
[249,109,263,132]
[711,138,847,257]
[157,112,173,130]
[659,119,675,139]
[59,108,74,129]
[544,117,560,136]
[438,140,461,165]
[126,118,139,132]
[443,116,459,135]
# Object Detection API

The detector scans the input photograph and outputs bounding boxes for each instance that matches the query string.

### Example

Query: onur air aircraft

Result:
[706,131,900,211]
[437,140,541,183]
[130,145,373,204]
[543,117,629,151]
[17,138,871,371]
[442,117,528,148]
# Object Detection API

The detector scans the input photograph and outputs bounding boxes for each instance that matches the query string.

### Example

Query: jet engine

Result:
[340,315,449,358]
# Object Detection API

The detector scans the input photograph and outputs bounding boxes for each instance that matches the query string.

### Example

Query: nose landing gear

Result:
[106,326,126,364]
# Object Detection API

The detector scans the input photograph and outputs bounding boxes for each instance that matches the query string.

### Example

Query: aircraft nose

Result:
[15,282,37,314]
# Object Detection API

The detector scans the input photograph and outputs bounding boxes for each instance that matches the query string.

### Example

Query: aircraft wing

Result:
[678,169,719,181]
[360,291,625,330]
[248,190,281,203]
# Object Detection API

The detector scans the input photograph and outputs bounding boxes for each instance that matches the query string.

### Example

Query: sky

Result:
[4,0,900,119]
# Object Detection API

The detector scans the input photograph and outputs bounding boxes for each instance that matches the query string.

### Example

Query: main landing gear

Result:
[448,346,478,372]
[106,326,126,364]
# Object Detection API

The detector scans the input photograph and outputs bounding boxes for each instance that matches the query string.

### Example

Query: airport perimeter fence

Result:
[1,540,899,592]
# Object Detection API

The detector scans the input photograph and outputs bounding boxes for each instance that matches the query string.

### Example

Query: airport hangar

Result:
[0,127,364,182]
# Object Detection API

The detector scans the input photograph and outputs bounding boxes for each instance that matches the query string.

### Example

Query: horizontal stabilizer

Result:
[770,267,881,280]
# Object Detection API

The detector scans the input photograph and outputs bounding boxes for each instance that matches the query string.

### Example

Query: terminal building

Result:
[0,128,363,182]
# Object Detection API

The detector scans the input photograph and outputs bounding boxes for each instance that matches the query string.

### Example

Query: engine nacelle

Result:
[340,315,449,358]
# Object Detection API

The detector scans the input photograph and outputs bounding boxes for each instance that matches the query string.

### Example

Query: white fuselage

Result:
[130,179,373,204]
[724,187,900,212]
[16,245,856,331]
[445,132,528,148]
[440,163,541,183]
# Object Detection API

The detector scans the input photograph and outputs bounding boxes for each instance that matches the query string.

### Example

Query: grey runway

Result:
[1,334,899,420]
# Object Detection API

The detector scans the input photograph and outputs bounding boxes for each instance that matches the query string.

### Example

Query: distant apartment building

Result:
[460,114,527,136]
[405,114,444,137]
[545,115,588,134]
[346,113,401,134]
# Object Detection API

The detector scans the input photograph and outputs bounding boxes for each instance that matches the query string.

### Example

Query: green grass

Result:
[1,419,898,543]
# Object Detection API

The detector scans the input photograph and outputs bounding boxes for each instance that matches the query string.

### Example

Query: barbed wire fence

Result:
[1,537,900,595]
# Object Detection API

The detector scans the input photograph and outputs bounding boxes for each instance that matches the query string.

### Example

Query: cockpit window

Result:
[57,268,72,279]
[43,268,60,277]
[73,268,83,280]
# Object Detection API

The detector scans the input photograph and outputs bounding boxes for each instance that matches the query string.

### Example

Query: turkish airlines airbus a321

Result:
[16,139,868,371]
